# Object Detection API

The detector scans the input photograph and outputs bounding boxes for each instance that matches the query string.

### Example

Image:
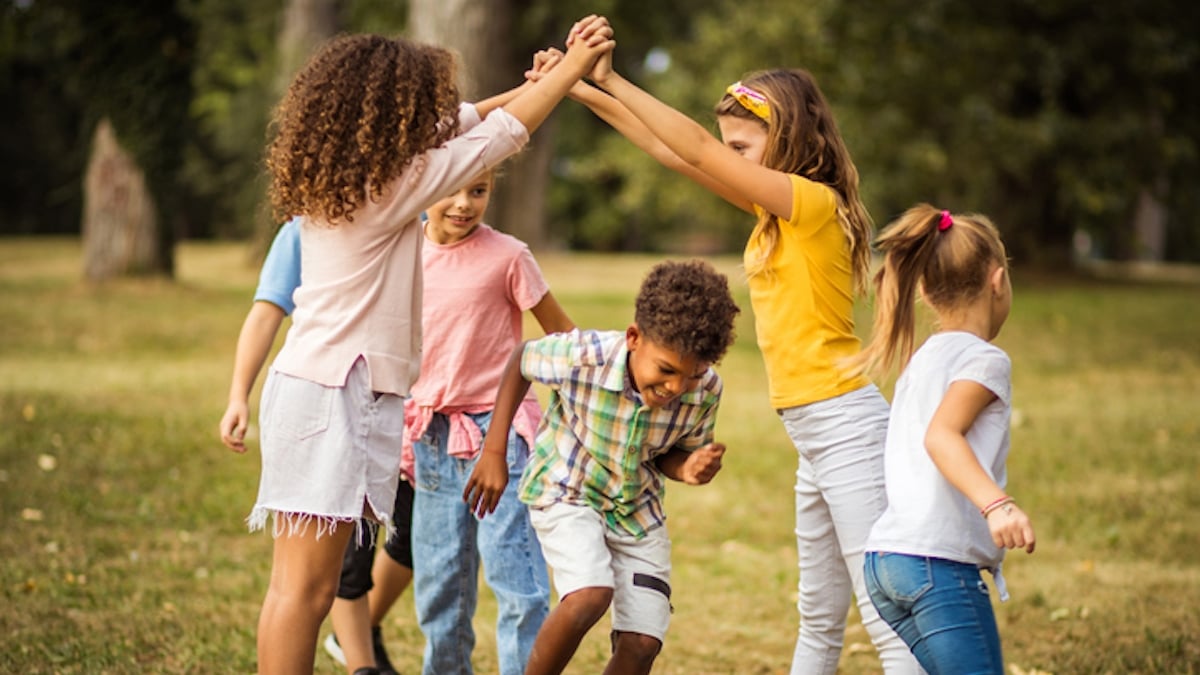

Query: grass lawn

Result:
[2,237,1198,674]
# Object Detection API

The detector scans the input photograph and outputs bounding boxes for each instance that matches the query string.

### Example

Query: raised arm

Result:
[926,380,1036,553]
[499,15,614,136]
[463,342,535,516]
[585,46,794,221]
[570,81,754,214]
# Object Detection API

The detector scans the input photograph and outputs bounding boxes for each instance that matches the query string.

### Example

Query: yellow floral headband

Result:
[726,81,770,121]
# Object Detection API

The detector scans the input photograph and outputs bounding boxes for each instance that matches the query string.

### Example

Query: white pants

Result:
[781,384,922,675]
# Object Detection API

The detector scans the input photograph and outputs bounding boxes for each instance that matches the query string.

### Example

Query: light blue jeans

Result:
[781,384,921,675]
[864,552,1003,674]
[411,411,550,675]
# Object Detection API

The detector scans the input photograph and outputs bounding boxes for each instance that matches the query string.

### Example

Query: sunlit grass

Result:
[2,238,1198,674]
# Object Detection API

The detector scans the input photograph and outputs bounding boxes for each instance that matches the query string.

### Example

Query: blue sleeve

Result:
[253,217,302,315]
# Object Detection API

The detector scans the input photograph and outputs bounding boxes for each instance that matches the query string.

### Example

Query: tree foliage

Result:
[2,0,1199,264]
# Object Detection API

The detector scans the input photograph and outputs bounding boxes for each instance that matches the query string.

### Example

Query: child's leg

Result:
[476,425,550,674]
[781,387,919,675]
[328,597,373,672]
[370,478,415,626]
[605,523,672,675]
[606,632,662,675]
[411,415,479,675]
[525,504,619,675]
[257,517,355,675]
[328,520,378,672]
[525,587,613,675]
[789,448,852,675]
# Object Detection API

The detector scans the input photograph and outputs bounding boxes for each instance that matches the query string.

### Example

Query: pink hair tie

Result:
[938,210,953,231]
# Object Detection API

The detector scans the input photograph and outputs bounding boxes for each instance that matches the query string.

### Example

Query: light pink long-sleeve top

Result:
[271,105,529,396]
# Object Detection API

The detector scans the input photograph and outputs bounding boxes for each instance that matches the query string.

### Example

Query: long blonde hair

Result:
[715,68,872,294]
[855,203,1008,378]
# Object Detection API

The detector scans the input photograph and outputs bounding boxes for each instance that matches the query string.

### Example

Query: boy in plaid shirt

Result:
[464,259,740,675]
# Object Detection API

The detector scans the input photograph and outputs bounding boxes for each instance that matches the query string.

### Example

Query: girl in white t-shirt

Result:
[854,204,1036,674]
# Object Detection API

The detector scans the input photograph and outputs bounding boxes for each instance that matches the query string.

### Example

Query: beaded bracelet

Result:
[981,496,1015,518]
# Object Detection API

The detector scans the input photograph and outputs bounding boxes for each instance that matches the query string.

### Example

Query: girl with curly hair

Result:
[245,19,613,675]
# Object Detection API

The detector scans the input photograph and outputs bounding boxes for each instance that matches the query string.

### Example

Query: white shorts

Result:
[529,502,673,640]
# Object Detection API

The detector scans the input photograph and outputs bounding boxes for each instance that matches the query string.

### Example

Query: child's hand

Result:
[985,502,1036,553]
[525,47,564,81]
[588,40,614,87]
[463,450,510,518]
[219,402,249,453]
[563,15,615,75]
[678,442,725,485]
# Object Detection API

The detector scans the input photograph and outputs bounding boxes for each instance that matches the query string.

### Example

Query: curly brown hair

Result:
[635,259,740,364]
[266,34,462,223]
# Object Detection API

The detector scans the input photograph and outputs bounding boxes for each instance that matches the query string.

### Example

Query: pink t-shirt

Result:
[272,105,529,396]
[401,224,548,476]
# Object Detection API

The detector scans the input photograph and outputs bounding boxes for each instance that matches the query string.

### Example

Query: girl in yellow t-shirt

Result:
[543,32,921,675]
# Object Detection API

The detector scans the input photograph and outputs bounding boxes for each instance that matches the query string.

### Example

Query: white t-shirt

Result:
[866,331,1012,572]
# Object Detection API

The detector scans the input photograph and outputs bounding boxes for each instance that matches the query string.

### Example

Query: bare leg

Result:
[329,595,374,673]
[524,587,612,675]
[257,520,355,675]
[368,555,413,626]
[603,631,661,675]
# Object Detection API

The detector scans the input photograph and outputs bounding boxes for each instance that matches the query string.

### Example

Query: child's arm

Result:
[473,82,535,119]
[584,42,794,223]
[463,342,535,516]
[926,380,1036,553]
[655,443,726,485]
[499,15,614,135]
[571,78,753,214]
[529,291,575,335]
[219,301,286,452]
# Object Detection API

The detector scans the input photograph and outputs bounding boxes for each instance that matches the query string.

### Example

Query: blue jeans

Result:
[411,411,550,675]
[864,552,1003,675]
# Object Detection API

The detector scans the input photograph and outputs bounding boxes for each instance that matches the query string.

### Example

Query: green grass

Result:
[2,238,1198,674]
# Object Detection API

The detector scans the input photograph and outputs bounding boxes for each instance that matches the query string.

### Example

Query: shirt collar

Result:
[598,335,706,409]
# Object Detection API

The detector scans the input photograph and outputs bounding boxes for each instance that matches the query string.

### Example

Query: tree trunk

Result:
[275,0,340,97]
[255,0,341,251]
[409,0,555,249]
[82,118,161,281]
[1132,178,1168,262]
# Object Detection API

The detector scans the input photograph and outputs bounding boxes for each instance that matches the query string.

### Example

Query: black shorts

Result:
[336,478,415,600]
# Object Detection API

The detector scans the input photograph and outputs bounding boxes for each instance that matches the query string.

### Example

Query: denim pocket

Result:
[270,372,333,441]
[876,553,934,604]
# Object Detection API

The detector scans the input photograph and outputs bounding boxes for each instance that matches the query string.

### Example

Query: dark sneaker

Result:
[372,625,398,675]
[351,669,381,675]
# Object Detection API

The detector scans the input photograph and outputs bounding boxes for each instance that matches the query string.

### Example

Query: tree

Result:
[69,1,196,279]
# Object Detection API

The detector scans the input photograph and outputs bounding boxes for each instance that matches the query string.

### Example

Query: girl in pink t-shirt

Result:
[248,23,612,675]
[404,168,573,675]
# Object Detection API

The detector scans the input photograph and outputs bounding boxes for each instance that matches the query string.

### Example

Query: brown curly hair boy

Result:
[635,259,740,365]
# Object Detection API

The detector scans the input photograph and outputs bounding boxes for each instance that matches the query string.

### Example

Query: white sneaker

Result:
[324,633,347,666]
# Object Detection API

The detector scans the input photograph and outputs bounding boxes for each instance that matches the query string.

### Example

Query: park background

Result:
[2,0,1199,673]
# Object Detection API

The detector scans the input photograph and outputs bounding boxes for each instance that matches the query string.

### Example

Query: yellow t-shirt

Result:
[745,174,868,409]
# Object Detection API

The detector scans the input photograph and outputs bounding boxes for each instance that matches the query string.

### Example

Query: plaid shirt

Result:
[517,329,723,538]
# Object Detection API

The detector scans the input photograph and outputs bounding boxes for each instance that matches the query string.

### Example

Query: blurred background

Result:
[3,0,1199,277]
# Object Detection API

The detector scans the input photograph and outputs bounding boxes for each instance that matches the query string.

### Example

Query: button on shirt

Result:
[517,329,723,538]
